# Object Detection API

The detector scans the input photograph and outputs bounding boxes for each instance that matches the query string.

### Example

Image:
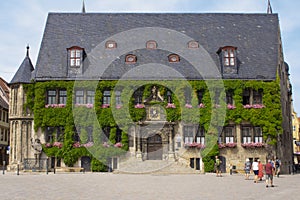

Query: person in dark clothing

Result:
[265,159,275,188]
[275,157,281,178]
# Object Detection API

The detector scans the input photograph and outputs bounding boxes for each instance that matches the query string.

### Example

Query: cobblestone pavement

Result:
[1,171,299,200]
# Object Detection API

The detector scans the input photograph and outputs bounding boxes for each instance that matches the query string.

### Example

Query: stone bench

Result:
[56,167,84,173]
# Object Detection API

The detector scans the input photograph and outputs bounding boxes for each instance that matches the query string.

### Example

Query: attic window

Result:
[146,40,157,49]
[188,41,199,49]
[168,54,180,63]
[125,54,137,64]
[105,40,117,49]
[67,46,84,67]
[219,46,237,66]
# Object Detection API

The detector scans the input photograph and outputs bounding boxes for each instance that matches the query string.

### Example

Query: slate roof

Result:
[10,48,34,84]
[33,13,280,81]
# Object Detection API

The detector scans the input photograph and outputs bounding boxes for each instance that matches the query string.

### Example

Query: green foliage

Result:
[80,129,88,144]
[42,145,60,157]
[202,144,219,172]
[109,127,117,144]
[91,157,108,172]
[27,79,283,170]
[121,131,129,150]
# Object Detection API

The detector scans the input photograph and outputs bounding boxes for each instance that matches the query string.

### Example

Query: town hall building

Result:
[8,8,293,173]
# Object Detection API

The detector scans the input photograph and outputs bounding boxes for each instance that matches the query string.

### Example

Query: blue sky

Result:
[1,0,300,112]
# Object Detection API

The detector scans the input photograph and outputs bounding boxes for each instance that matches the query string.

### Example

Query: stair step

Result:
[115,159,200,174]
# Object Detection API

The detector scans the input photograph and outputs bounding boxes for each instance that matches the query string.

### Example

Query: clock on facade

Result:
[149,106,160,120]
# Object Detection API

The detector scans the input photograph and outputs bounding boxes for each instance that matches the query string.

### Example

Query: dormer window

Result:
[125,54,137,64]
[168,54,180,63]
[188,40,199,49]
[105,40,117,49]
[68,46,84,67]
[218,46,238,74]
[219,46,237,66]
[146,40,157,49]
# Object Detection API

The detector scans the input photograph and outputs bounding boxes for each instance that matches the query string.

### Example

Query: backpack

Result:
[275,160,280,167]
[245,162,251,170]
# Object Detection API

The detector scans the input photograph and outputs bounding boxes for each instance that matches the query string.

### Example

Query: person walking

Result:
[265,159,275,188]
[244,158,251,180]
[275,157,281,178]
[215,155,222,177]
[258,159,264,181]
[252,158,259,183]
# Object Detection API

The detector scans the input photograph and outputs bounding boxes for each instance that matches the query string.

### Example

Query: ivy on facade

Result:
[24,79,283,171]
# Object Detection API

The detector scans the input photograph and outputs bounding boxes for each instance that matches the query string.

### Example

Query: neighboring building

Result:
[8,11,293,173]
[0,77,9,166]
[292,109,300,164]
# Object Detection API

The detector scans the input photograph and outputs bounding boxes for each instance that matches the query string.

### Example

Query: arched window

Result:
[125,54,137,64]
[188,40,199,49]
[168,54,180,63]
[146,40,157,49]
[105,40,117,49]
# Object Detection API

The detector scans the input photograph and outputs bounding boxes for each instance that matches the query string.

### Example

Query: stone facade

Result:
[0,77,9,167]
[7,12,294,174]
[8,84,34,171]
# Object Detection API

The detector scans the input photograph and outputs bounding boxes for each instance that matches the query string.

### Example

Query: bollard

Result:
[54,167,56,174]
[2,161,5,175]
[46,158,49,175]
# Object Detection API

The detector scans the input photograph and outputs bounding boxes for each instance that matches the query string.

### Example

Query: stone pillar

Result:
[136,125,142,159]
[132,126,136,153]
[9,121,15,165]
[22,121,31,162]
[16,120,22,166]
[236,124,241,147]
[168,126,175,161]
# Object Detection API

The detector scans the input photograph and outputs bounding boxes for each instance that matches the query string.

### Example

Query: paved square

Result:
[1,172,299,200]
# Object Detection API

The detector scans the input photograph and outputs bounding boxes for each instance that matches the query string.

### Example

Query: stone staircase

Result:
[115,157,200,174]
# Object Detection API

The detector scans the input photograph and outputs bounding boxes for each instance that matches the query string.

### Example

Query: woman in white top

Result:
[252,158,259,183]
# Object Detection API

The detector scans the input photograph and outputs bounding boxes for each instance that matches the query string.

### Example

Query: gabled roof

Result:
[10,46,34,84]
[33,13,280,81]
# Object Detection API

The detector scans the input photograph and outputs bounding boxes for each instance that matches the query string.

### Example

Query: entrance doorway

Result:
[147,134,163,160]
[81,156,91,172]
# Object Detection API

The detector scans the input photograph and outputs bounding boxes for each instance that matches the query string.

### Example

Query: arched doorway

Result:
[81,156,91,172]
[219,156,226,173]
[147,134,163,160]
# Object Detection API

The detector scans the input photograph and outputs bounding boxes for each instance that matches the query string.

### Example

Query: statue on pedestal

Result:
[144,86,164,103]
[31,138,42,167]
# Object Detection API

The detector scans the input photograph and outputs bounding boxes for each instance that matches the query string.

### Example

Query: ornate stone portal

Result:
[135,123,175,161]
[131,86,176,161]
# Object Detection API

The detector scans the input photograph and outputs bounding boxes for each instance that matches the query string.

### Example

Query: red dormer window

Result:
[146,40,157,49]
[168,54,180,63]
[105,40,117,49]
[125,54,137,64]
[218,46,237,67]
[67,46,84,67]
[188,40,199,49]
